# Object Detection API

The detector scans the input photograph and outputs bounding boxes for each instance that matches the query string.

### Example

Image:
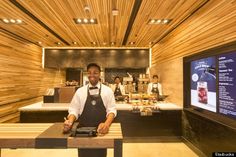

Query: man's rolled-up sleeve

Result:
[106,90,117,117]
[68,92,80,120]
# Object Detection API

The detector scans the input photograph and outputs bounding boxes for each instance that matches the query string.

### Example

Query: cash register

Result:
[71,123,97,137]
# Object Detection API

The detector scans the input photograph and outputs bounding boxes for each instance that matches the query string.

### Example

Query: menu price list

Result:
[218,52,236,118]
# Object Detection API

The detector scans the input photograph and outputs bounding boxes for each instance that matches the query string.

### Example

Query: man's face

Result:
[153,77,158,83]
[87,66,100,85]
[115,78,120,84]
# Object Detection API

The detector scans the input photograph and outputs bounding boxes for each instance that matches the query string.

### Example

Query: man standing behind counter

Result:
[147,75,163,96]
[63,63,117,157]
[111,76,126,98]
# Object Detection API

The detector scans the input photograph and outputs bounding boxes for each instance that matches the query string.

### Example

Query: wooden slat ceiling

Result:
[0,0,208,48]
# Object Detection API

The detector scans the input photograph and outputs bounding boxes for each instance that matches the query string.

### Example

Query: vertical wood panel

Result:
[151,0,236,106]
[0,31,65,123]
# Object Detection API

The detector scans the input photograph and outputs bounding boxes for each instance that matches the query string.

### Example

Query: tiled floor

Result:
[1,142,199,157]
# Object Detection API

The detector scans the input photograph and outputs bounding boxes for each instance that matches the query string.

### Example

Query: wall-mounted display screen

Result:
[191,57,216,112]
[218,51,236,119]
[184,42,236,125]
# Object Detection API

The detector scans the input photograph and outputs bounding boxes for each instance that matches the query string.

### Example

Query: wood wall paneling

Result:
[150,1,236,155]
[150,58,183,106]
[151,0,236,107]
[0,31,65,123]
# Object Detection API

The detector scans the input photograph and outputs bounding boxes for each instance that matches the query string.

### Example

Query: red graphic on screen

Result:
[198,87,208,104]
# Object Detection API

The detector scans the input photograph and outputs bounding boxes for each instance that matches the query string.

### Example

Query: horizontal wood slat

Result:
[0,123,52,148]
[0,0,207,47]
[0,31,65,123]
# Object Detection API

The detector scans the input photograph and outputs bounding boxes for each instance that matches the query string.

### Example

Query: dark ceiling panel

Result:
[44,49,149,69]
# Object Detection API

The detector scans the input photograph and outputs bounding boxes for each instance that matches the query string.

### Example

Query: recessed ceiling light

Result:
[148,19,171,25]
[56,42,61,45]
[67,49,74,53]
[1,18,24,24]
[3,19,9,23]
[74,18,97,24]
[163,19,169,24]
[77,19,82,23]
[129,42,135,45]
[83,19,88,23]
[157,19,162,24]
[72,41,77,44]
[16,19,22,24]
[90,19,95,23]
[112,9,119,16]
[150,19,155,24]
[10,19,16,23]
[38,41,42,44]
[91,41,96,45]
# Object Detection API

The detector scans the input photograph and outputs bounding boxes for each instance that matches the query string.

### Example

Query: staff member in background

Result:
[147,75,163,97]
[111,76,125,97]
[63,63,116,157]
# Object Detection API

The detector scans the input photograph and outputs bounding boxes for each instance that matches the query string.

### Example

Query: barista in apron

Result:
[151,83,159,95]
[151,83,160,100]
[114,85,122,97]
[63,63,116,157]
[147,75,163,98]
[113,76,125,100]
[78,85,107,157]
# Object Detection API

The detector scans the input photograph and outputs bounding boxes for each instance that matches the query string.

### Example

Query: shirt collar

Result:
[88,82,101,89]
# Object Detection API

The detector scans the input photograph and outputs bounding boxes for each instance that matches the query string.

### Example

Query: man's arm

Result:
[67,114,77,124]
[63,114,76,133]
[63,88,83,133]
[98,86,117,134]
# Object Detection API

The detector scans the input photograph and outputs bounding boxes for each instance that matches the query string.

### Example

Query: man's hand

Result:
[97,113,115,134]
[63,115,76,134]
[97,122,110,134]
[63,120,73,133]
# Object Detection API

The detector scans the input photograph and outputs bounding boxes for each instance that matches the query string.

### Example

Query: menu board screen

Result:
[218,52,236,119]
[191,57,216,112]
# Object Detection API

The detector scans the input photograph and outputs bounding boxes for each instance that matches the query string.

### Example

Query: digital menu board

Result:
[218,51,236,119]
[191,57,216,112]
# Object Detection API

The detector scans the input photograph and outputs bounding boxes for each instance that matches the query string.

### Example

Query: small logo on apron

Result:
[91,100,96,106]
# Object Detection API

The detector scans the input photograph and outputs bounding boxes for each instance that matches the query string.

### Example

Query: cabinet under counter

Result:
[19,102,182,140]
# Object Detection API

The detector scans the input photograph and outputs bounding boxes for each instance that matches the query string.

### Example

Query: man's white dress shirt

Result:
[68,82,117,120]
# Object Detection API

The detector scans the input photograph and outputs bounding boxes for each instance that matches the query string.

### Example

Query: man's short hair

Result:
[153,75,159,79]
[114,76,120,80]
[87,63,101,72]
